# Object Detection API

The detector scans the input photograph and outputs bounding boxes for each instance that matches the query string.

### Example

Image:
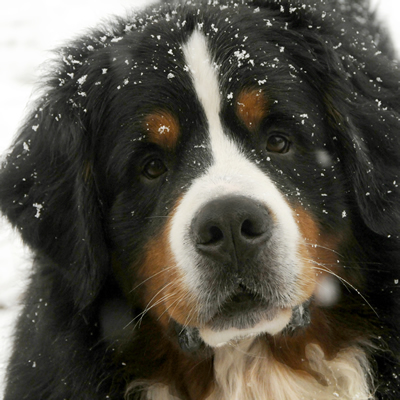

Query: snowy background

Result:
[0,0,399,396]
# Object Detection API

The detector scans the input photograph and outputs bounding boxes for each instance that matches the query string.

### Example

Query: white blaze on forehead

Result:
[183,30,222,135]
[169,30,304,344]
[182,30,251,170]
[181,30,296,209]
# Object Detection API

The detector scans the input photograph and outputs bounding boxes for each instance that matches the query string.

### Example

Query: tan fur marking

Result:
[144,111,180,149]
[293,207,321,302]
[135,202,200,329]
[293,206,346,304]
[236,88,269,131]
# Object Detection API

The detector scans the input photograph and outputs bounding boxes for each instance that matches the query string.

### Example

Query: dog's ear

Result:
[327,106,400,237]
[318,34,400,237]
[0,48,112,309]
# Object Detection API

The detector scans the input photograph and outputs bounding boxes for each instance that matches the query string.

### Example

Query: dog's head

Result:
[2,1,400,349]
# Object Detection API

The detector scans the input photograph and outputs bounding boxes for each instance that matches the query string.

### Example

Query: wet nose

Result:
[190,196,273,265]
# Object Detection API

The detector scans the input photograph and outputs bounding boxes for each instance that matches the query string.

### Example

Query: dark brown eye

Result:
[142,159,167,180]
[266,135,291,154]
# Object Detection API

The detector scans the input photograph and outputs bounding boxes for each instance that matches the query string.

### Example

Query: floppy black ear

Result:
[0,50,111,309]
[328,107,400,236]
[318,31,400,237]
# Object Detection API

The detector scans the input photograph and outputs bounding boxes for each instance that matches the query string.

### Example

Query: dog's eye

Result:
[266,134,291,154]
[142,158,167,180]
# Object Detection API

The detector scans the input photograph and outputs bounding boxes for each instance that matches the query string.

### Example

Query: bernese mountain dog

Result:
[2,0,400,398]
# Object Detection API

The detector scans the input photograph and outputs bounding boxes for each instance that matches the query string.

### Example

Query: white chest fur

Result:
[136,338,373,400]
[207,339,373,400]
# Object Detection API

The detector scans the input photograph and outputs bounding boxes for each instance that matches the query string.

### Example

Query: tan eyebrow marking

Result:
[236,88,269,131]
[143,111,180,149]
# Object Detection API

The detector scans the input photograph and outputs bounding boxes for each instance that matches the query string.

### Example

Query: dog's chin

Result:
[195,289,302,348]
[199,308,293,348]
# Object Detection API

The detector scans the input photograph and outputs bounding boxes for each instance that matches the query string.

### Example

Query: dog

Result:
[2,0,400,398]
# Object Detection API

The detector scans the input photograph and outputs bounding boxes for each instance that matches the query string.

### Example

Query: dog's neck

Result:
[131,337,373,400]
[208,339,372,400]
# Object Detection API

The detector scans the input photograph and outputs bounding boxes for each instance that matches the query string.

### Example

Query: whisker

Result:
[130,265,175,294]
[302,242,384,268]
[133,292,176,331]
[157,292,187,322]
[302,242,344,257]
[125,281,175,329]
[179,305,197,333]
[306,260,380,318]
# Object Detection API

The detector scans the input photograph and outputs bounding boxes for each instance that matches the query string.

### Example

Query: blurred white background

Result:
[0,0,399,396]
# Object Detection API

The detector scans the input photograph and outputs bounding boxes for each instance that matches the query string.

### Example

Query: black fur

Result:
[2,0,400,398]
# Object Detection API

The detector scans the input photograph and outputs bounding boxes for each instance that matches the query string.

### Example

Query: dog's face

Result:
[105,19,350,347]
[2,1,400,357]
[5,2,400,399]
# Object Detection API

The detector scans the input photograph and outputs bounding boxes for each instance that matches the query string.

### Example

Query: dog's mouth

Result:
[175,286,312,351]
[207,287,278,331]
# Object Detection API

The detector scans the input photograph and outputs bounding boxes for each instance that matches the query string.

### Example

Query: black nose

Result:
[190,196,273,266]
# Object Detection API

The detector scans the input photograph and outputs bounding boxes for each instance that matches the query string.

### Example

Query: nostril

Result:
[241,218,261,238]
[202,225,224,245]
[240,213,270,240]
